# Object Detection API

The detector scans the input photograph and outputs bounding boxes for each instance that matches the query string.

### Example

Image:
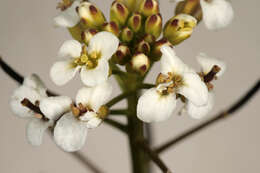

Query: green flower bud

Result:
[151,38,172,61]
[112,44,131,65]
[77,2,106,29]
[128,12,142,33]
[145,13,162,39]
[102,21,120,36]
[143,34,156,44]
[81,28,98,45]
[139,0,159,17]
[126,53,150,75]
[163,14,197,45]
[120,27,134,43]
[136,40,150,54]
[110,1,129,28]
[116,0,137,12]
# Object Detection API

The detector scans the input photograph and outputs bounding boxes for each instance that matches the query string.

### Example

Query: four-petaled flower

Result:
[53,81,112,152]
[10,74,72,146]
[186,53,226,119]
[137,45,209,123]
[50,31,119,87]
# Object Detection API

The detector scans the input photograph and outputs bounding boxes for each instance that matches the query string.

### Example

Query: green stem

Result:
[106,91,134,108]
[109,109,129,116]
[104,118,128,133]
[127,92,149,173]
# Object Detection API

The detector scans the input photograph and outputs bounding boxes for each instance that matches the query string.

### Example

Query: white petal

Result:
[80,59,109,87]
[187,92,214,119]
[26,118,52,146]
[87,117,102,129]
[88,31,119,60]
[178,73,209,106]
[50,59,80,86]
[54,112,88,152]
[54,1,80,28]
[23,74,47,96]
[137,88,177,123]
[160,45,188,75]
[76,81,113,111]
[39,96,72,120]
[79,112,102,129]
[197,52,226,77]
[58,40,82,58]
[10,86,44,118]
[200,0,234,30]
[79,111,97,121]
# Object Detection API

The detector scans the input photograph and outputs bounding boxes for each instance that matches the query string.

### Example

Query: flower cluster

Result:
[9,0,232,152]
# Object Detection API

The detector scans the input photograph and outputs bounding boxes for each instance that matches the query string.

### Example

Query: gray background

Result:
[0,0,259,173]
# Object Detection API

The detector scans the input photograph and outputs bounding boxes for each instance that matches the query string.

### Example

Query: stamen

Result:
[56,0,73,11]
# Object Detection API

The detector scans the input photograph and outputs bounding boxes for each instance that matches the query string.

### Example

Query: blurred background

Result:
[0,0,259,173]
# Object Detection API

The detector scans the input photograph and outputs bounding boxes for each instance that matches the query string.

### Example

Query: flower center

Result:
[73,46,101,69]
[156,72,184,95]
[57,0,73,11]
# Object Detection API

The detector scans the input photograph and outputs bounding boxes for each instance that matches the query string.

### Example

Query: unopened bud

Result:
[139,0,159,17]
[127,53,150,75]
[151,38,172,61]
[120,27,134,43]
[136,40,150,54]
[77,2,106,29]
[116,0,137,12]
[110,1,129,27]
[81,28,98,45]
[145,14,162,39]
[112,44,131,65]
[128,12,142,33]
[163,14,197,45]
[102,21,120,36]
[143,34,156,44]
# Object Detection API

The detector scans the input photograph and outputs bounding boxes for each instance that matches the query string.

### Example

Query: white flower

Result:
[54,81,112,152]
[200,0,234,30]
[50,31,119,87]
[54,0,81,28]
[137,46,208,123]
[10,74,72,146]
[186,53,226,119]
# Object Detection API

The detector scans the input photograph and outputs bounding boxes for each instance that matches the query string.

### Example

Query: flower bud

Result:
[110,1,129,28]
[102,21,120,36]
[139,0,159,17]
[77,2,106,29]
[81,28,98,45]
[163,14,197,45]
[128,12,142,33]
[126,53,150,75]
[112,44,131,65]
[143,34,156,44]
[136,40,150,54]
[120,27,134,43]
[116,0,137,12]
[145,14,162,39]
[151,38,172,61]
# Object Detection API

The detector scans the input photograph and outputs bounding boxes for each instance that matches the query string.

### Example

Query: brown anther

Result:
[206,82,214,91]
[140,65,147,72]
[78,103,87,113]
[204,65,221,83]
[35,100,40,106]
[98,105,109,119]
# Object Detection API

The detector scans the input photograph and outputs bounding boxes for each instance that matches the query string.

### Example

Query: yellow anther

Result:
[86,60,94,68]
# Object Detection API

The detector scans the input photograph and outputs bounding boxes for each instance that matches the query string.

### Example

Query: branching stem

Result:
[155,80,260,153]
